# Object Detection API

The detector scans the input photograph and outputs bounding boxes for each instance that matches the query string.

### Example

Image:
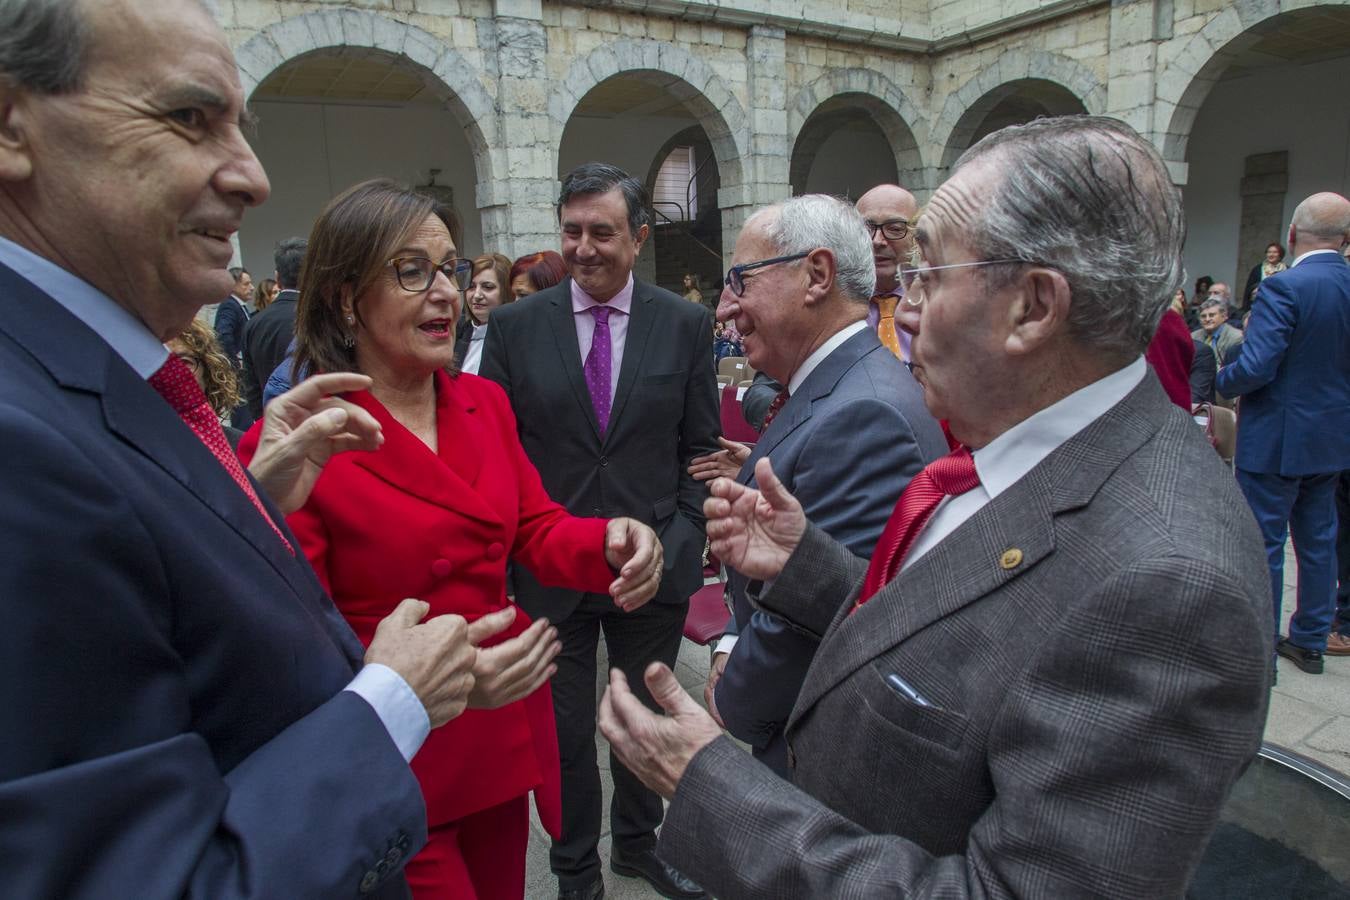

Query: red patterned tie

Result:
[149,355,294,554]
[855,446,979,609]
[761,388,790,429]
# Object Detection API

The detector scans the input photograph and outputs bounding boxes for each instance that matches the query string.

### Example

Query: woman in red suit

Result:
[242,179,661,899]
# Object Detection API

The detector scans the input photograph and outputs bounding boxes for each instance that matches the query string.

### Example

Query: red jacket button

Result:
[485,542,504,561]
[431,558,452,578]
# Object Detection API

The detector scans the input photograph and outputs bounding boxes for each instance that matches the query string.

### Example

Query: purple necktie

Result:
[584,305,612,433]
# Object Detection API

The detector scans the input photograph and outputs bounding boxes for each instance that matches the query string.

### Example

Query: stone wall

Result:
[223,0,1350,260]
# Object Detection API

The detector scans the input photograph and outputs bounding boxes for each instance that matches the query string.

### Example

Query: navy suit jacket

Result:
[0,263,424,899]
[1216,252,1350,475]
[213,294,249,364]
[715,327,947,769]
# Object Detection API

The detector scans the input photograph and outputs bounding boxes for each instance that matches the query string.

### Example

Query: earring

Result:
[345,314,355,325]
[344,314,355,348]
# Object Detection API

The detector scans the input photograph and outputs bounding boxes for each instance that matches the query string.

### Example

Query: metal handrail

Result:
[650,204,722,263]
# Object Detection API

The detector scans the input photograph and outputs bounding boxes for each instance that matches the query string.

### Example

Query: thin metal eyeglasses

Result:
[900,258,1024,306]
[724,252,809,297]
[388,256,474,293]
[864,219,910,241]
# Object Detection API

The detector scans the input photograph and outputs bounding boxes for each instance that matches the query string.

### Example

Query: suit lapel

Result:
[547,284,603,439]
[789,374,1165,723]
[348,373,502,526]
[605,281,655,447]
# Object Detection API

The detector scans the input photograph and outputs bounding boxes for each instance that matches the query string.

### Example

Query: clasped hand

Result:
[687,437,752,482]
[604,517,663,612]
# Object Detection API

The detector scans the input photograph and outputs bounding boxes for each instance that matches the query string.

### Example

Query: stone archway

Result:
[548,40,749,199]
[933,50,1106,171]
[235,9,497,187]
[788,68,927,193]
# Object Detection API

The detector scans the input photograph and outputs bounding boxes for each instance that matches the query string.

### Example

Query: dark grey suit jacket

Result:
[479,277,721,618]
[715,327,946,770]
[659,372,1272,898]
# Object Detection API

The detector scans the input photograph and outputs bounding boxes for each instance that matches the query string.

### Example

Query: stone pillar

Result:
[728,25,793,258]
[482,0,558,258]
[1105,0,1175,181]
[1235,151,1288,303]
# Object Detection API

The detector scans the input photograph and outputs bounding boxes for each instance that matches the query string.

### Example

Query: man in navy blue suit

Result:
[0,1,522,895]
[691,195,946,774]
[1217,191,1350,676]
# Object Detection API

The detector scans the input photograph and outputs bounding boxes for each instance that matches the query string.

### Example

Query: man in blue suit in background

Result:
[692,195,946,774]
[1218,191,1350,676]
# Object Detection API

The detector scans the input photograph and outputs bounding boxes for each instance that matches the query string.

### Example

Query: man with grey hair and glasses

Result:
[597,116,1272,898]
[696,194,945,777]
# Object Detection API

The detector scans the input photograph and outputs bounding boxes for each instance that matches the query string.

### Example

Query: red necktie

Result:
[855,446,979,609]
[761,388,790,428]
[149,355,294,554]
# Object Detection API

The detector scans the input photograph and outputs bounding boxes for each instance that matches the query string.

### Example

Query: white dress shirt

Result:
[0,236,429,762]
[461,321,489,375]
[902,356,1146,570]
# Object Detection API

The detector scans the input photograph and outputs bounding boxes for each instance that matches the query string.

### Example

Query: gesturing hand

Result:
[604,517,663,612]
[687,437,752,482]
[704,457,806,582]
[248,372,383,514]
[364,600,515,728]
[598,663,723,799]
[468,614,561,709]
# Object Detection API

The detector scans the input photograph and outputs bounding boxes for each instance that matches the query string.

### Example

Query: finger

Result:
[753,458,795,510]
[689,452,718,467]
[717,437,750,460]
[643,662,698,717]
[284,372,373,407]
[466,605,517,645]
[379,598,430,632]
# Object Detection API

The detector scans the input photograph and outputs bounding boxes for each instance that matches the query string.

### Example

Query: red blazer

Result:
[242,370,612,834]
[1145,309,1196,410]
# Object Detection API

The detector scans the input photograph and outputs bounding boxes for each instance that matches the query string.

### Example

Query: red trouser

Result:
[404,795,529,900]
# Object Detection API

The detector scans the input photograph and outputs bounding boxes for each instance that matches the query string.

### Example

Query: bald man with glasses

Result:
[856,184,919,362]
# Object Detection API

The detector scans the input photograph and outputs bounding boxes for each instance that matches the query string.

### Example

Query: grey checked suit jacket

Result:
[716,327,946,770]
[658,372,1272,898]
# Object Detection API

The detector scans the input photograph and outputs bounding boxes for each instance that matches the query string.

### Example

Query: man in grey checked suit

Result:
[598,116,1272,898]
[695,194,946,775]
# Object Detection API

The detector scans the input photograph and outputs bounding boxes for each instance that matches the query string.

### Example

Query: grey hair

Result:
[1199,297,1227,313]
[0,0,87,93]
[750,194,876,303]
[955,115,1186,358]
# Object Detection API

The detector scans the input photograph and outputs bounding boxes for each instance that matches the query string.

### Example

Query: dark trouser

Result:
[1237,468,1339,650]
[548,594,687,891]
[1336,470,1350,632]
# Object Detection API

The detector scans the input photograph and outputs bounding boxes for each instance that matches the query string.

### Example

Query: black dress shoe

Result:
[557,878,604,900]
[610,846,705,899]
[1277,637,1324,675]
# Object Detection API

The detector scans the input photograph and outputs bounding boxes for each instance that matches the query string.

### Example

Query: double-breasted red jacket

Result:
[246,370,612,835]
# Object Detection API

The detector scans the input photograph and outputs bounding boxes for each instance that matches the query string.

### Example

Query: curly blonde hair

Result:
[172,319,241,419]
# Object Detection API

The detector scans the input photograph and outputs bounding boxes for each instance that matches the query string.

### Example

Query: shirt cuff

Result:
[714,634,738,656]
[344,663,431,763]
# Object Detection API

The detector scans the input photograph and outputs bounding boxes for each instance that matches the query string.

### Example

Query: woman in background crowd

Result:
[169,318,244,446]
[1242,241,1287,308]
[240,179,660,900]
[508,250,567,299]
[456,252,511,375]
[254,276,279,313]
[682,272,703,305]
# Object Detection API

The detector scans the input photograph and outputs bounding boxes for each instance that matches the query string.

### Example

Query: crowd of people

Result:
[2,1,1349,899]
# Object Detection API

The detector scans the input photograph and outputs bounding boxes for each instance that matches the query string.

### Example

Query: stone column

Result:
[1105,0,1176,181]
[726,24,793,258]
[482,0,558,258]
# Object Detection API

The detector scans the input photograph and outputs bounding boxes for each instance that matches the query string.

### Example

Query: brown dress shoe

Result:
[1326,631,1350,656]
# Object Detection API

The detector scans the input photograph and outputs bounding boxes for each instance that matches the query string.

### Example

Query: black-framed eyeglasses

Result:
[724,252,809,297]
[864,219,910,241]
[388,256,473,293]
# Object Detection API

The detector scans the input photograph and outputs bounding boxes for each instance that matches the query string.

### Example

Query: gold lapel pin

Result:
[999,548,1023,570]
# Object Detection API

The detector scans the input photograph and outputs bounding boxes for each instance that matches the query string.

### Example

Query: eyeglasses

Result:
[724,252,809,297]
[864,219,910,241]
[387,256,473,293]
[899,258,1024,306]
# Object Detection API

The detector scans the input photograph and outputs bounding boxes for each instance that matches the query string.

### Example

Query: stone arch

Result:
[933,50,1106,170]
[548,40,748,193]
[1157,0,1350,167]
[234,9,497,185]
[788,68,927,192]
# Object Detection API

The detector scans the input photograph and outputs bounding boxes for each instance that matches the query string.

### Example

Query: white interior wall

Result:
[241,100,481,278]
[1182,54,1350,291]
[802,126,899,200]
[559,113,700,284]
